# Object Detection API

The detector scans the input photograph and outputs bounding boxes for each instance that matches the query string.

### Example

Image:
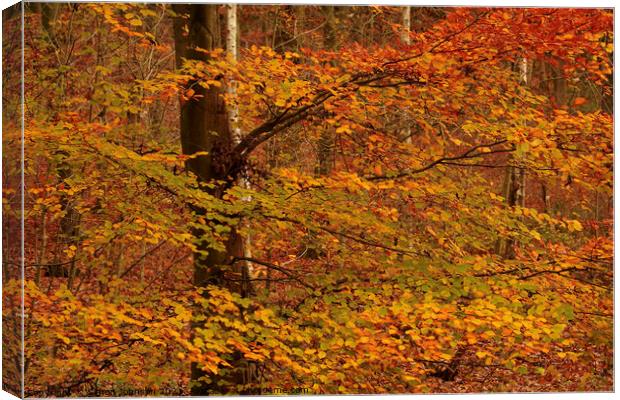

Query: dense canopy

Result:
[2,3,613,396]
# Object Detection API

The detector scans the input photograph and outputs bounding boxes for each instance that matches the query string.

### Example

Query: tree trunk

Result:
[496,58,528,259]
[401,6,411,45]
[173,4,252,394]
[47,154,81,281]
[401,6,412,145]
[38,4,81,281]
[226,4,254,297]
[305,6,340,259]
[293,6,306,51]
[315,6,338,176]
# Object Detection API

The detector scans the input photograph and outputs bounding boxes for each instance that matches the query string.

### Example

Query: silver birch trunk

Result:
[226,4,254,280]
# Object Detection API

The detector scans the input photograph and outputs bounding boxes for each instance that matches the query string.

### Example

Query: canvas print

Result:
[2,3,613,397]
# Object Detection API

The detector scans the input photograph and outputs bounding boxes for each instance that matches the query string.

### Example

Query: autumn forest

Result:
[1,3,614,396]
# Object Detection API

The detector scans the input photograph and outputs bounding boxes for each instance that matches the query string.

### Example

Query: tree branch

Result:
[367,140,511,181]
[230,256,316,290]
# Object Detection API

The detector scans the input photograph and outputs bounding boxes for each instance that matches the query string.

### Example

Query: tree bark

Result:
[315,6,339,176]
[173,4,253,394]
[401,6,411,45]
[401,6,412,144]
[496,58,528,259]
[226,4,254,297]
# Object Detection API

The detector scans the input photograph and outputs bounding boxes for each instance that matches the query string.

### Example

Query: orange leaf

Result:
[573,97,587,106]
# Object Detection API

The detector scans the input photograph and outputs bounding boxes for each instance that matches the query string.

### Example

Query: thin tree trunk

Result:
[401,6,411,44]
[602,32,613,114]
[541,183,550,214]
[401,6,412,145]
[497,58,528,258]
[293,6,305,51]
[305,6,339,259]
[227,4,254,297]
[516,57,528,213]
[316,6,338,176]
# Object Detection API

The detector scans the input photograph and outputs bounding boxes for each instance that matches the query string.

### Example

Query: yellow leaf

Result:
[57,334,71,344]
[566,220,583,232]
[336,125,352,134]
